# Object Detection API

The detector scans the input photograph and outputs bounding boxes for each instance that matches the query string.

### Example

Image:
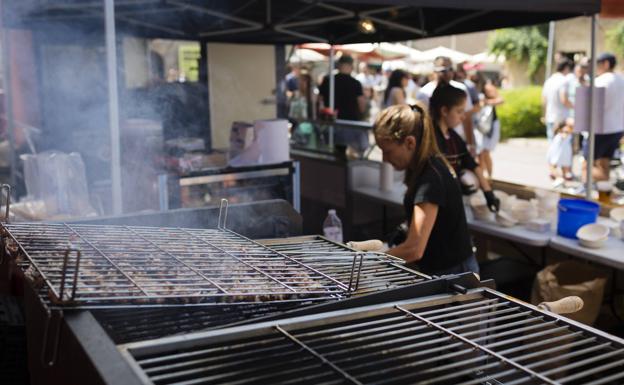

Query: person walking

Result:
[383,69,409,107]
[585,52,624,182]
[475,79,504,180]
[542,57,573,140]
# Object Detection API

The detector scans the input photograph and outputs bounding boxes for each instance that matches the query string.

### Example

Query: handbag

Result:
[477,105,495,136]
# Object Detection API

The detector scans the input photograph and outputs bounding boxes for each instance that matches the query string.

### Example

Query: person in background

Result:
[542,57,573,140]
[405,72,421,104]
[374,104,479,276]
[429,84,499,212]
[455,62,480,113]
[288,70,316,123]
[585,52,624,182]
[475,79,504,180]
[285,65,300,97]
[562,59,589,116]
[547,119,574,181]
[319,55,368,152]
[417,56,476,156]
[356,62,376,89]
[383,69,409,107]
[319,55,366,121]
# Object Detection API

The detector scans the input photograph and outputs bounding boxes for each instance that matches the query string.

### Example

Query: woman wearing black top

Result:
[429,84,499,212]
[374,103,478,276]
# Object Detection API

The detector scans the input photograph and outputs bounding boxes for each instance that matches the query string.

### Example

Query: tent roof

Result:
[6,0,601,44]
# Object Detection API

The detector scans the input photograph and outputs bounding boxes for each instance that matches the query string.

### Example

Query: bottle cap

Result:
[328,209,336,215]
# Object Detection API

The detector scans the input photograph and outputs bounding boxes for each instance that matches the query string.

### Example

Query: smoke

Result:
[1,1,280,228]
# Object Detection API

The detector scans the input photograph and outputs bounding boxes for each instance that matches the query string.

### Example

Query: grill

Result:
[122,288,624,385]
[2,222,355,308]
[92,236,428,344]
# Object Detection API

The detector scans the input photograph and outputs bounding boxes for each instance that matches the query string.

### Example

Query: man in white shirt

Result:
[417,56,476,154]
[542,57,573,140]
[585,52,624,181]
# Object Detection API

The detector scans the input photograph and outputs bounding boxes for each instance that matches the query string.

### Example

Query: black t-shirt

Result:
[403,156,473,275]
[435,127,478,175]
[319,73,363,120]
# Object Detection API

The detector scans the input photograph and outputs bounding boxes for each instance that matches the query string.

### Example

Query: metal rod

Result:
[526,343,613,370]
[583,370,624,385]
[40,308,63,367]
[546,21,555,77]
[105,0,122,214]
[395,305,559,385]
[541,349,624,377]
[329,46,335,111]
[1,184,10,222]
[218,199,229,229]
[497,332,584,357]
[586,14,597,199]
[508,337,596,364]
[275,325,363,385]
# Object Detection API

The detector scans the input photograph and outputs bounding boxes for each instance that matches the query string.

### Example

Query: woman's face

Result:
[441,99,466,128]
[401,76,409,88]
[376,137,416,171]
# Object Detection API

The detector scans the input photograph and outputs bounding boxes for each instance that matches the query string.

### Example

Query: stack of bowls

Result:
[511,199,538,224]
[470,194,493,221]
[609,207,624,240]
[534,188,559,225]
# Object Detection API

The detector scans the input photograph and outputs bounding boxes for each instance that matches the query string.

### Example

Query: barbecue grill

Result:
[121,286,624,385]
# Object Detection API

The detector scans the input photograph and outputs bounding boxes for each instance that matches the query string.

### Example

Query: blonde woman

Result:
[374,104,478,276]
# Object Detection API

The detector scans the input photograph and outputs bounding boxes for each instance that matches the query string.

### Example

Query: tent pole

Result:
[328,45,335,148]
[545,21,555,76]
[585,14,596,200]
[329,45,335,111]
[105,0,122,214]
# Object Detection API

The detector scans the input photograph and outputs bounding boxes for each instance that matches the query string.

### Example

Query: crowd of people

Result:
[285,54,504,178]
[543,52,624,187]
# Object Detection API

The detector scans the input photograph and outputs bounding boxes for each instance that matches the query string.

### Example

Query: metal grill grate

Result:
[260,236,429,294]
[2,223,353,307]
[123,289,624,385]
[92,236,428,344]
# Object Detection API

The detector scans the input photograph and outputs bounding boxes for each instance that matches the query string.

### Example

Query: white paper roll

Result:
[254,119,290,164]
[380,162,394,192]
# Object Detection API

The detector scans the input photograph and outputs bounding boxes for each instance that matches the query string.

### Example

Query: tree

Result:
[607,21,624,57]
[488,25,549,82]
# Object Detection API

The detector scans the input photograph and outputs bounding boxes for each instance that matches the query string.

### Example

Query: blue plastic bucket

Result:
[557,199,600,239]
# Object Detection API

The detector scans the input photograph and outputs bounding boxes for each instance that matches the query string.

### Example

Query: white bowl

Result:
[597,217,621,239]
[610,207,624,222]
[511,200,538,224]
[472,205,494,221]
[526,218,551,233]
[576,223,609,249]
[496,211,517,227]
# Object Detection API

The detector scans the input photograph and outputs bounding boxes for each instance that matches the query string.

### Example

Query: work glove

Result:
[483,190,500,213]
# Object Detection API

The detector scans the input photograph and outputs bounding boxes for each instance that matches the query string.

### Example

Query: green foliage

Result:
[488,25,548,81]
[497,86,545,139]
[607,21,624,57]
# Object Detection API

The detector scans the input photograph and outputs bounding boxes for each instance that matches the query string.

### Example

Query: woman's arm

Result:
[484,84,504,106]
[386,202,438,263]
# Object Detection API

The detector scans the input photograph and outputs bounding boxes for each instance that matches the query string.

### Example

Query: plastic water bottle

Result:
[323,209,343,243]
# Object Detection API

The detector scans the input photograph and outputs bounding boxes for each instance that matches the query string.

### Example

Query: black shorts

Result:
[583,132,623,160]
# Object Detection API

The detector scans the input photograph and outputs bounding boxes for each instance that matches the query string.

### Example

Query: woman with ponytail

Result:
[374,103,478,276]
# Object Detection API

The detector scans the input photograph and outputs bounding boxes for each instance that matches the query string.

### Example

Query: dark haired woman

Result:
[429,84,499,212]
[374,103,478,276]
[383,69,409,107]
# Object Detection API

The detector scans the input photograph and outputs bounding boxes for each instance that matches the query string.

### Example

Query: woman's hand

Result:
[386,203,438,263]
